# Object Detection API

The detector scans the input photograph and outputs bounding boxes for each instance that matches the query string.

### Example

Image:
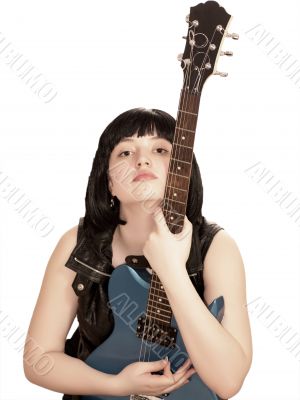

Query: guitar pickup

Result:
[136,315,177,349]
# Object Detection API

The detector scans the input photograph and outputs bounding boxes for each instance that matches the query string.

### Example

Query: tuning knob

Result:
[213,71,228,77]
[177,54,191,66]
[182,36,187,39]
[220,50,233,56]
[225,32,239,40]
[185,14,190,22]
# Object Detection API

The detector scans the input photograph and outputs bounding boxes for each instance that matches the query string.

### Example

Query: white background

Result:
[0,0,300,399]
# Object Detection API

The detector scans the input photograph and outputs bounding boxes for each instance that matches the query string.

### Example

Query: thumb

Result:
[152,207,169,232]
[183,214,192,228]
[180,215,193,235]
[143,358,168,372]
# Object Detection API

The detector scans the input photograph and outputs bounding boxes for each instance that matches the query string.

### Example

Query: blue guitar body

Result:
[82,264,225,400]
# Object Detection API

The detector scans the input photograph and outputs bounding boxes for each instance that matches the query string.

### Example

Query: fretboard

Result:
[145,89,201,328]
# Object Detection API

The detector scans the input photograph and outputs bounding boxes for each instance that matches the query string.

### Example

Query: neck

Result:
[115,199,161,254]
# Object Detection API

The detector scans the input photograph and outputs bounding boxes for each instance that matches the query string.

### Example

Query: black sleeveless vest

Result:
[62,217,224,400]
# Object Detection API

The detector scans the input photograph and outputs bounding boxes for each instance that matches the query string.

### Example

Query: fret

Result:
[151,280,176,291]
[149,287,166,295]
[147,309,171,321]
[166,185,187,192]
[149,284,167,294]
[168,171,190,179]
[178,109,198,116]
[176,126,195,133]
[164,197,185,205]
[152,282,165,293]
[172,142,193,150]
[164,189,188,204]
[148,297,170,310]
[145,313,170,324]
[146,311,171,322]
[148,305,172,315]
[157,219,185,229]
[163,208,184,217]
[170,157,191,165]
[148,301,170,312]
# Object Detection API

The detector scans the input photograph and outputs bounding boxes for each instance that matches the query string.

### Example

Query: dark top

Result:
[62,216,224,399]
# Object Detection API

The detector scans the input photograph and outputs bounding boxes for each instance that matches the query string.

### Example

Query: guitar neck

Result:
[145,90,202,328]
[162,89,201,235]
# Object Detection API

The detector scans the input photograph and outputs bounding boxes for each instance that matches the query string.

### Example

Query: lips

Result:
[133,172,158,182]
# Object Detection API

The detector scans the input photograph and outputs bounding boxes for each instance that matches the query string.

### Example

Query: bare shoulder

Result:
[24,223,80,376]
[202,228,253,369]
[44,223,80,279]
[59,224,79,255]
[203,228,246,305]
[204,228,242,266]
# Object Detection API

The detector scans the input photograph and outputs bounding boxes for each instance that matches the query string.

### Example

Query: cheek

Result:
[162,157,171,174]
[108,160,136,194]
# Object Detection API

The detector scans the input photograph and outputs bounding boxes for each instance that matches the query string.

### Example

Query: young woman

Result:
[23,108,252,400]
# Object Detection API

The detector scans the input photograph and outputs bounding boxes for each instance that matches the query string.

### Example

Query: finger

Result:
[172,367,196,387]
[184,368,197,380]
[156,365,196,395]
[144,359,168,373]
[152,208,169,232]
[160,375,191,394]
[180,216,193,235]
[163,361,174,382]
[164,368,196,392]
[175,358,192,373]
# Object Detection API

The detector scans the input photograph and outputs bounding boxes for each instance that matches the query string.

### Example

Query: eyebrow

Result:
[118,136,166,143]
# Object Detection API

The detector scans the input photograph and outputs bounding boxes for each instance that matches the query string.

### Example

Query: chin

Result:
[139,198,164,213]
[128,183,165,201]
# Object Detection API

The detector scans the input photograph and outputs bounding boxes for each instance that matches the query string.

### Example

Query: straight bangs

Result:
[100,108,175,158]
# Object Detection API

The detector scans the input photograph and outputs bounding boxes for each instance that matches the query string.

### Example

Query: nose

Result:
[136,154,151,168]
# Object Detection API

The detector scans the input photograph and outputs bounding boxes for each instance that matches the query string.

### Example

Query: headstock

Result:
[178,1,238,93]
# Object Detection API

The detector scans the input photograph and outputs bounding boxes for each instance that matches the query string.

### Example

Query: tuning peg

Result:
[177,55,191,67]
[185,14,190,23]
[213,71,228,77]
[220,50,233,56]
[182,36,187,40]
[225,32,239,40]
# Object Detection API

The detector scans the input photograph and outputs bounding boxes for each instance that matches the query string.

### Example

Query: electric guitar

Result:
[82,2,238,399]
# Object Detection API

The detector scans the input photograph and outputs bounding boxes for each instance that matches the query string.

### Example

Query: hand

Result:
[113,358,196,397]
[142,207,193,280]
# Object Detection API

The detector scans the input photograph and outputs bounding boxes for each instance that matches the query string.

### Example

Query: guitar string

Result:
[137,18,197,371]
[136,20,197,372]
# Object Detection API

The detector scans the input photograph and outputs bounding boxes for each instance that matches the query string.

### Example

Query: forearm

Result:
[160,268,247,398]
[24,351,116,396]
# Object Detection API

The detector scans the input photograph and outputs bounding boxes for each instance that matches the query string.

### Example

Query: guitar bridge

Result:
[136,315,177,348]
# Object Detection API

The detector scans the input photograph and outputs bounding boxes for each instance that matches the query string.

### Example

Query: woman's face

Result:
[108,130,172,211]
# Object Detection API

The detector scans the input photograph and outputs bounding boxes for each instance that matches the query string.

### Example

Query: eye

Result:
[155,148,169,154]
[118,150,133,157]
[118,148,169,157]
